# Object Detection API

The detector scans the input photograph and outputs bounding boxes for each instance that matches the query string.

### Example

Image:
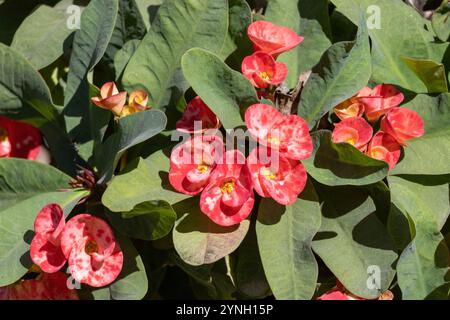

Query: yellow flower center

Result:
[267,135,280,145]
[260,71,271,81]
[197,163,209,174]
[220,180,235,194]
[346,138,356,146]
[261,167,277,180]
[85,240,98,255]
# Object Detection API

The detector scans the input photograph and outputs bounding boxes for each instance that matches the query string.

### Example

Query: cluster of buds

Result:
[30,204,123,288]
[332,84,425,170]
[242,21,304,96]
[91,82,150,118]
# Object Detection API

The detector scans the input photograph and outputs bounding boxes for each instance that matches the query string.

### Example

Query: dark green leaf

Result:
[181,48,259,129]
[107,200,177,240]
[172,197,250,266]
[97,109,167,182]
[256,181,321,300]
[122,0,229,110]
[312,184,398,299]
[303,130,388,186]
[298,22,370,128]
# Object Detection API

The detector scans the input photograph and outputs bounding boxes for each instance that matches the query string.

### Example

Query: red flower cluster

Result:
[30,204,123,288]
[170,103,312,226]
[332,84,425,170]
[242,21,303,90]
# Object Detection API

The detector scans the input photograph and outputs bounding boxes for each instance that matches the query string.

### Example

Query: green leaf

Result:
[122,0,229,110]
[331,0,448,93]
[97,109,167,182]
[312,184,398,299]
[172,197,250,266]
[11,5,74,70]
[401,56,448,93]
[219,0,253,68]
[135,0,164,29]
[0,43,59,122]
[432,8,450,42]
[109,234,149,300]
[102,152,190,212]
[391,93,450,176]
[389,175,450,300]
[107,200,177,240]
[303,130,388,186]
[0,158,88,286]
[256,181,321,300]
[63,0,119,151]
[114,39,140,81]
[181,48,259,129]
[265,0,332,88]
[101,0,147,79]
[298,22,370,128]
[232,222,270,299]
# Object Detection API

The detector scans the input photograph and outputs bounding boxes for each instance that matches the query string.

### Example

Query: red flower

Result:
[245,104,313,160]
[366,132,401,170]
[247,147,307,205]
[332,117,373,151]
[357,84,404,121]
[176,96,220,134]
[0,272,79,300]
[60,214,123,287]
[380,107,425,145]
[247,21,304,57]
[0,116,42,160]
[242,52,288,88]
[318,283,394,300]
[169,135,224,195]
[91,82,127,116]
[30,204,67,273]
[200,150,254,227]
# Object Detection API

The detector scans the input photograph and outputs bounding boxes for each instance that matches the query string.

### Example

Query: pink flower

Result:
[176,96,220,134]
[60,214,123,287]
[169,135,224,195]
[0,272,78,300]
[357,84,404,122]
[380,107,425,145]
[366,132,401,170]
[247,21,304,57]
[200,150,254,227]
[242,52,288,88]
[30,204,67,273]
[91,82,127,116]
[332,117,373,151]
[0,116,42,160]
[245,104,313,160]
[247,147,307,205]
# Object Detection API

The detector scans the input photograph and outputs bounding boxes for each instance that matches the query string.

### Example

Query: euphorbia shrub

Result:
[0,0,449,301]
